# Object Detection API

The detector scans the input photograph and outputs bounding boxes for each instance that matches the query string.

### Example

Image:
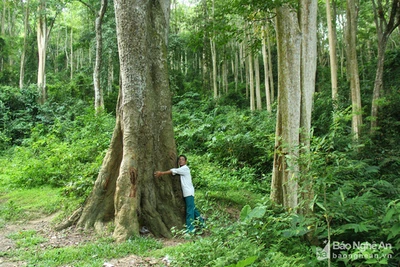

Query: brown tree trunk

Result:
[76,0,184,242]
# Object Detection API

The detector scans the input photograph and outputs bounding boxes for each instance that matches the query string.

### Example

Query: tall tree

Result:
[270,5,302,208]
[326,0,338,103]
[262,24,272,112]
[270,0,317,211]
[77,0,108,113]
[94,0,107,113]
[75,0,184,242]
[36,0,58,104]
[37,0,49,103]
[345,0,362,139]
[19,0,30,89]
[299,0,318,215]
[370,0,400,134]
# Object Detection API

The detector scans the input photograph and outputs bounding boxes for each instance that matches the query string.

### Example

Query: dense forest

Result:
[0,0,400,266]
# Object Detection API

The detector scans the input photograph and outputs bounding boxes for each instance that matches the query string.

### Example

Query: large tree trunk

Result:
[76,0,184,242]
[270,5,301,209]
[270,0,317,211]
[299,0,318,215]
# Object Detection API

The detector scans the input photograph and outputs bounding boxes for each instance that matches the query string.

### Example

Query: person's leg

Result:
[194,207,206,228]
[184,196,195,233]
[194,206,205,225]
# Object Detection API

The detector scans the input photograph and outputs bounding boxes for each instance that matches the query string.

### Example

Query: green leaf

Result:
[383,208,395,223]
[247,206,266,220]
[240,205,251,221]
[388,223,400,240]
[316,202,326,211]
[236,256,258,267]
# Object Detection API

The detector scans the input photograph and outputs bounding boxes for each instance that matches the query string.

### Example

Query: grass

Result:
[0,187,68,222]
[5,235,162,267]
[0,184,264,267]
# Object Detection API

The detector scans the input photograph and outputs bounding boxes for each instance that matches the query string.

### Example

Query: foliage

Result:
[173,91,275,180]
[0,105,114,197]
[0,86,41,148]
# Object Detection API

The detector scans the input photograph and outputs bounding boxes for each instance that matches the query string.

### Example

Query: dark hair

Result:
[178,154,187,161]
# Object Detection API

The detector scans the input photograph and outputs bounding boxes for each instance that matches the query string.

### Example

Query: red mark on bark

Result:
[129,167,137,198]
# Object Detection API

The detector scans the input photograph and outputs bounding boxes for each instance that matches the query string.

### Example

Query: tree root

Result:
[55,207,83,231]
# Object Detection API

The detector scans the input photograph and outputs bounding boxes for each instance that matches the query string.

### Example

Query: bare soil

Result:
[0,214,184,267]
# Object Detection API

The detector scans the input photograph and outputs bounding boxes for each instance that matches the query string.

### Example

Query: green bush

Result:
[0,108,114,197]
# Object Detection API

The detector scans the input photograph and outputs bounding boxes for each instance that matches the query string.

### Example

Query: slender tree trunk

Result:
[94,0,107,113]
[346,0,362,140]
[370,0,400,134]
[70,28,73,80]
[255,53,262,110]
[249,50,255,110]
[1,0,5,71]
[37,0,48,104]
[234,43,239,91]
[76,0,184,242]
[326,0,338,103]
[107,50,114,94]
[19,0,29,89]
[210,38,218,98]
[262,25,271,112]
[266,22,275,103]
[202,0,210,93]
[223,57,228,94]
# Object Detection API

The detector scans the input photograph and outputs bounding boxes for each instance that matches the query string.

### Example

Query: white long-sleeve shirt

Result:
[170,165,195,197]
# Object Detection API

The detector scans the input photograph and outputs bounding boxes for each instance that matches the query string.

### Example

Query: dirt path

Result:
[0,214,181,267]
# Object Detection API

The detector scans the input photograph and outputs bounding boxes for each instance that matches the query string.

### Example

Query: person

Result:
[154,155,204,233]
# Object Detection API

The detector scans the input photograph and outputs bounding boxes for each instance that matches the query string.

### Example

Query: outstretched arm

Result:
[154,170,172,178]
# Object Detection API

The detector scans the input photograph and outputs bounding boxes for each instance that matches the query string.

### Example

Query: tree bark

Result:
[262,25,271,112]
[271,0,317,211]
[37,0,48,103]
[345,0,362,140]
[326,0,338,103]
[299,0,318,215]
[94,0,108,113]
[254,53,262,110]
[76,0,184,242]
[19,0,29,90]
[270,5,301,209]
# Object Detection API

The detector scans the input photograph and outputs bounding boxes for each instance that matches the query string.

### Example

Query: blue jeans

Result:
[184,196,204,232]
